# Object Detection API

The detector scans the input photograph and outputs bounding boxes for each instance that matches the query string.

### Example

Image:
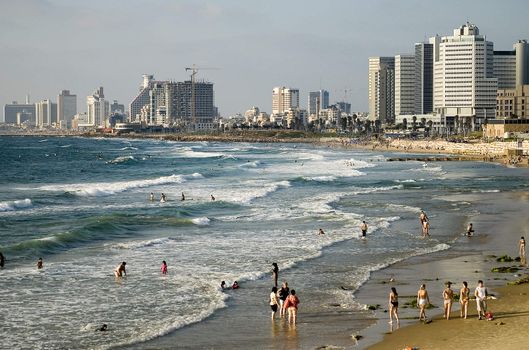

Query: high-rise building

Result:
[496,85,529,118]
[3,99,35,124]
[494,40,529,89]
[129,74,154,122]
[57,90,77,129]
[432,23,497,128]
[110,100,125,114]
[167,81,215,129]
[415,42,434,114]
[87,87,109,127]
[368,57,395,122]
[308,90,329,115]
[272,87,299,115]
[336,101,351,114]
[35,99,57,128]
[395,54,416,116]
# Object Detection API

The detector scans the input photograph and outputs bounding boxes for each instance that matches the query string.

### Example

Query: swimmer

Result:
[220,281,226,289]
[181,192,185,201]
[272,263,279,287]
[388,287,399,324]
[442,282,454,320]
[114,262,126,278]
[318,228,325,235]
[232,281,239,289]
[211,194,216,201]
[417,284,430,321]
[161,260,167,275]
[419,210,429,225]
[149,192,155,201]
[37,257,43,269]
[360,221,368,239]
[466,223,474,236]
[459,281,470,319]
[270,286,280,319]
[0,251,5,268]
[160,193,166,202]
[422,220,430,237]
[97,324,108,332]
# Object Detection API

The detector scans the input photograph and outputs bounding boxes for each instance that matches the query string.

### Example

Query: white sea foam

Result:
[239,160,261,168]
[119,146,138,151]
[395,179,416,183]
[302,175,337,182]
[191,217,210,226]
[36,173,204,197]
[386,203,422,213]
[471,189,500,193]
[106,155,136,164]
[0,198,33,212]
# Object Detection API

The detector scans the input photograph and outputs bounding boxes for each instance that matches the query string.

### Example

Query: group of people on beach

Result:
[388,280,490,325]
[268,264,300,325]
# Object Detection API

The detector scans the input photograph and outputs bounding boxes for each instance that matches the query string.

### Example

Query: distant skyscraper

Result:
[415,42,434,114]
[272,87,299,115]
[87,87,109,127]
[3,100,35,124]
[368,57,395,122]
[129,75,154,122]
[432,23,497,127]
[57,90,77,129]
[166,80,215,129]
[395,54,415,116]
[336,101,351,114]
[308,90,329,115]
[35,99,57,128]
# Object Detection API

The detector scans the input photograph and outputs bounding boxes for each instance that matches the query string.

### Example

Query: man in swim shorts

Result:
[360,221,368,238]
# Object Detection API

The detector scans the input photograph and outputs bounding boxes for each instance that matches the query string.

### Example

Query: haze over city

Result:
[1,0,529,116]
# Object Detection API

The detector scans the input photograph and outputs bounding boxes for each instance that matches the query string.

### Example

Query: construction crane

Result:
[184,65,218,131]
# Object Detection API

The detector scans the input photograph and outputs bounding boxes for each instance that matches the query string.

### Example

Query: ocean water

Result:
[1,136,528,349]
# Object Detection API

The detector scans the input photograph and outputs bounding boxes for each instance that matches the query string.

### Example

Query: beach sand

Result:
[367,282,529,350]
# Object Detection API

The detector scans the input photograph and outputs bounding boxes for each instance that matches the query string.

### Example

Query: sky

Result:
[1,0,529,117]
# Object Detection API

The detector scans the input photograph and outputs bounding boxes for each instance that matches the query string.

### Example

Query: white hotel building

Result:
[432,23,497,129]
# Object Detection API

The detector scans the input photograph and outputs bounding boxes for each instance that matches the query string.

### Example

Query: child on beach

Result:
[417,284,430,321]
[442,282,454,320]
[269,287,280,319]
[161,261,167,275]
[388,287,399,324]
[460,281,470,319]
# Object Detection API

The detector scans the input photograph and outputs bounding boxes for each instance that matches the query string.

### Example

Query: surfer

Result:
[114,262,126,278]
[160,193,166,202]
[181,192,185,201]
[360,221,368,239]
[149,192,155,201]
[37,258,43,269]
[466,223,474,236]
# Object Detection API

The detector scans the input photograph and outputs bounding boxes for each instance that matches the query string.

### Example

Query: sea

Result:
[1,136,528,349]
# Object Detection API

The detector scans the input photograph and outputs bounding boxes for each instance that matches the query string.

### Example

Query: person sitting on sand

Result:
[114,262,126,278]
[474,280,488,320]
[443,282,454,320]
[37,258,43,269]
[284,289,300,324]
[161,260,167,275]
[360,221,368,238]
[388,287,399,324]
[460,281,470,319]
[232,281,239,289]
[269,286,280,319]
[519,236,526,262]
[417,284,430,321]
[466,223,474,236]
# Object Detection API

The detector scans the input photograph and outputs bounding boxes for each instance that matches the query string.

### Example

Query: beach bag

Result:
[485,312,494,321]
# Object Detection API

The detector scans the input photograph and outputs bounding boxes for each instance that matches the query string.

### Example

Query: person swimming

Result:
[161,260,167,275]
[318,228,325,235]
[0,251,5,268]
[37,258,43,269]
[181,192,185,201]
[232,281,239,289]
[220,281,226,289]
[149,192,155,201]
[211,194,216,201]
[97,324,108,332]
[114,262,126,278]
[160,193,166,202]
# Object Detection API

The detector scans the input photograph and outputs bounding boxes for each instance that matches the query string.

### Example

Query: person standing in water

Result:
[318,228,325,235]
[519,236,526,263]
[211,194,215,201]
[466,223,475,236]
[161,261,168,275]
[360,221,368,239]
[285,289,300,324]
[269,287,280,319]
[278,282,290,317]
[149,192,155,201]
[460,281,470,319]
[417,284,430,321]
[271,263,279,287]
[0,252,5,268]
[181,192,185,201]
[160,193,166,202]
[114,262,126,278]
[37,258,43,269]
[442,282,454,320]
[388,287,399,324]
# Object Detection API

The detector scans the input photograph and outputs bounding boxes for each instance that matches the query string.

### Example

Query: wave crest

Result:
[0,198,32,212]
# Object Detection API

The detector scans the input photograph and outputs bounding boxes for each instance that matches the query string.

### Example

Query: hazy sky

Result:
[1,0,529,117]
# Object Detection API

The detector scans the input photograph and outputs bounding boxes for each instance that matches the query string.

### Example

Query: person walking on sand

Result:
[388,287,399,324]
[271,263,279,287]
[284,289,300,324]
[460,281,470,319]
[475,280,488,320]
[37,257,43,269]
[519,236,526,263]
[417,284,430,321]
[161,260,168,275]
[114,262,126,278]
[443,282,454,320]
[360,221,368,239]
[269,286,280,319]
[278,282,290,317]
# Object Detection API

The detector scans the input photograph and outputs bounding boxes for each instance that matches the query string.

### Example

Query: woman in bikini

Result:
[417,284,430,321]
[442,282,454,320]
[459,281,470,319]
[388,287,399,324]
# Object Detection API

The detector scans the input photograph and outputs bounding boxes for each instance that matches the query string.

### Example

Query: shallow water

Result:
[1,136,528,349]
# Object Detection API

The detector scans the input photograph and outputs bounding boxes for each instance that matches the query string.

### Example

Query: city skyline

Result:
[1,0,529,117]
